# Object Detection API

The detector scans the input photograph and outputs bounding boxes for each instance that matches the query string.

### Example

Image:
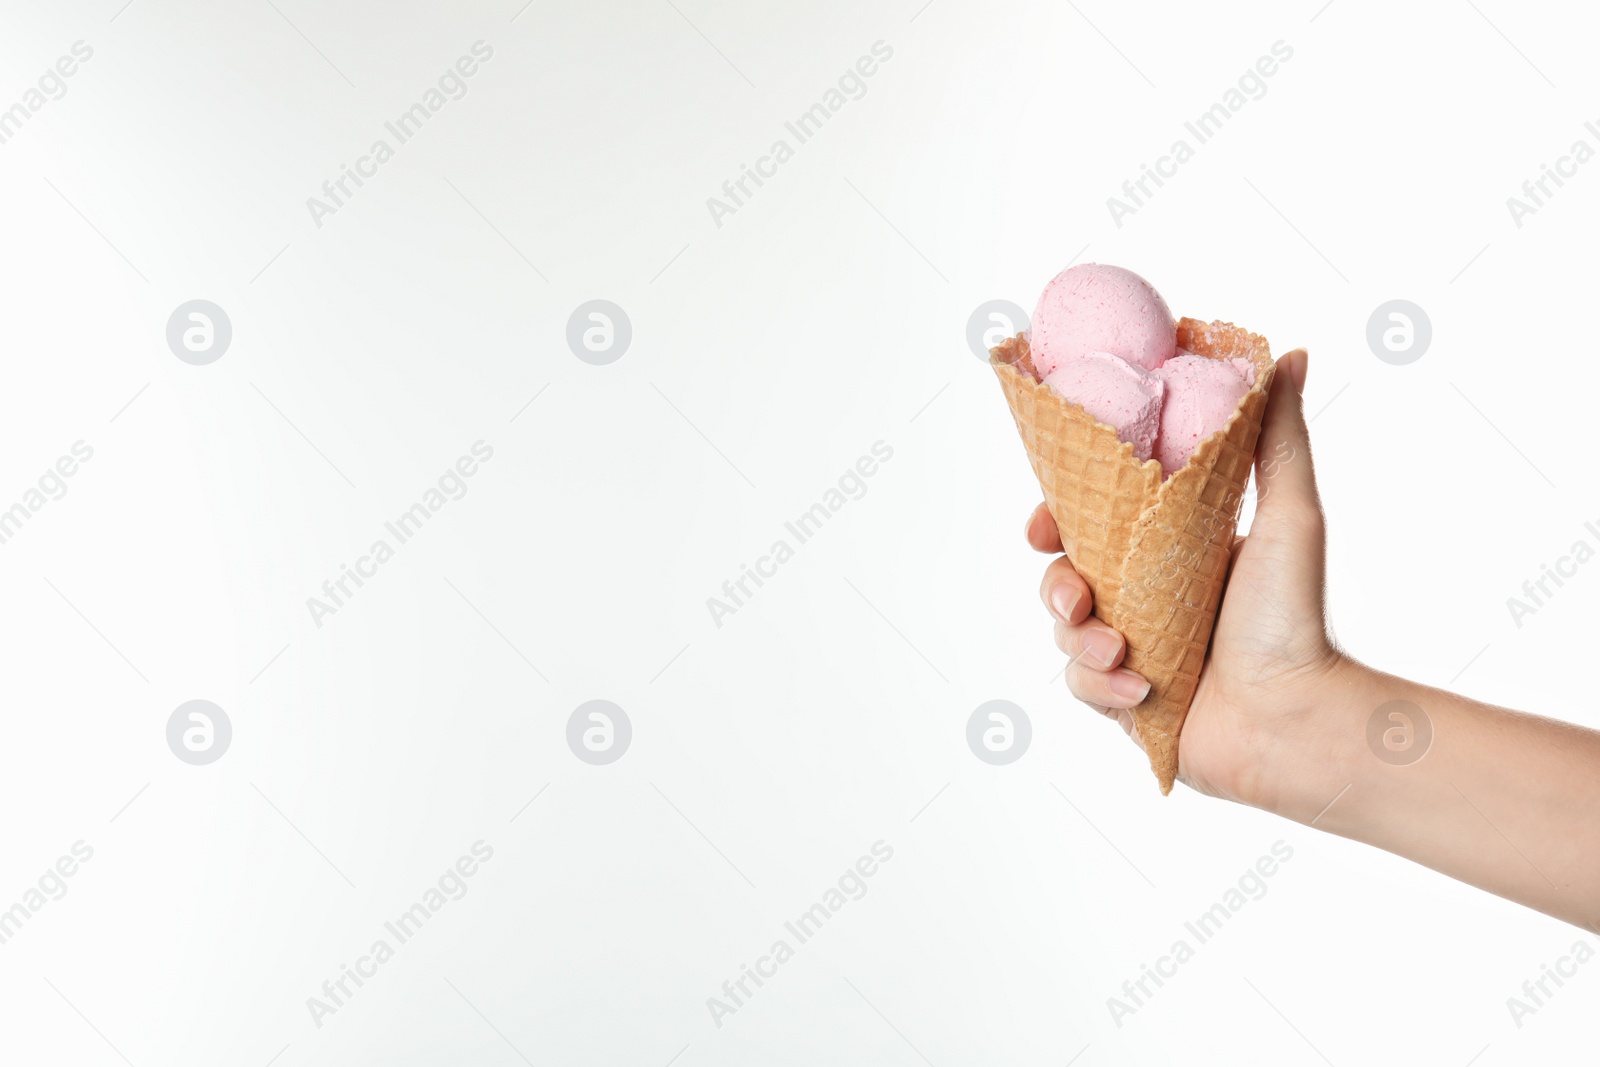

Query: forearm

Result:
[1259,660,1600,930]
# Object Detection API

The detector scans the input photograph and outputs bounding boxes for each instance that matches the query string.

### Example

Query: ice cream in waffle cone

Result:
[991,316,1275,793]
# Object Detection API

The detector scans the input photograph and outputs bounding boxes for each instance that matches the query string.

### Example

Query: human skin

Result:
[1030,349,1600,930]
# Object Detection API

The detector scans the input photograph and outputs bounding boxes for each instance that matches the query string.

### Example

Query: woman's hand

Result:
[1029,349,1600,928]
[1029,350,1349,807]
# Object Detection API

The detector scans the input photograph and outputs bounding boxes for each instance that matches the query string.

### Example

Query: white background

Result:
[0,0,1595,1063]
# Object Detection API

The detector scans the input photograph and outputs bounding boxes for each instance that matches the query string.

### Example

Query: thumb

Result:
[1251,348,1322,531]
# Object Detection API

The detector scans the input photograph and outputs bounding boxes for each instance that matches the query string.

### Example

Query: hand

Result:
[1028,349,1347,807]
[1029,350,1600,926]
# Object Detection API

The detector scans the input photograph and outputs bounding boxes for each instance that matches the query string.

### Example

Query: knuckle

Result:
[1064,659,1103,697]
[1053,620,1072,654]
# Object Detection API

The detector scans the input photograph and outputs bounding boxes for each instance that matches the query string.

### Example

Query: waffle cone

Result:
[991,318,1275,794]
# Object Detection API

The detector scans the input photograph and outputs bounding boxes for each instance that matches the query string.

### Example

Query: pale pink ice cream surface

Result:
[1041,352,1164,462]
[1030,263,1177,375]
[1028,264,1254,479]
[1151,354,1255,476]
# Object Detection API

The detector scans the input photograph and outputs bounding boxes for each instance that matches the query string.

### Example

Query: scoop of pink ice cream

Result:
[1031,263,1177,375]
[1152,353,1255,476]
[1041,351,1165,462]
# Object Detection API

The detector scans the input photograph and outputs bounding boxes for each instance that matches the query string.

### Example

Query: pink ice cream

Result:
[1041,352,1164,462]
[1151,354,1255,476]
[1030,264,1177,375]
[1028,264,1254,479]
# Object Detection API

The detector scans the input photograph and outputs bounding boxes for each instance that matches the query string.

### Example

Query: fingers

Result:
[1254,349,1322,528]
[1025,502,1063,554]
[1245,349,1329,630]
[1054,618,1150,709]
[1053,617,1125,669]
[1039,555,1092,625]
[1065,652,1152,709]
[1029,500,1150,714]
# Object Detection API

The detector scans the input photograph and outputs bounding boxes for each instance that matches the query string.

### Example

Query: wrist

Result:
[1244,654,1378,821]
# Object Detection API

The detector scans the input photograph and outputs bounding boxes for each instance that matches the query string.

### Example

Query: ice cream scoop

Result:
[1041,352,1164,462]
[1152,353,1254,476]
[1030,263,1176,375]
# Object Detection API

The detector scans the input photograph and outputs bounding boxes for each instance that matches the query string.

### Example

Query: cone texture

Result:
[991,318,1275,794]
